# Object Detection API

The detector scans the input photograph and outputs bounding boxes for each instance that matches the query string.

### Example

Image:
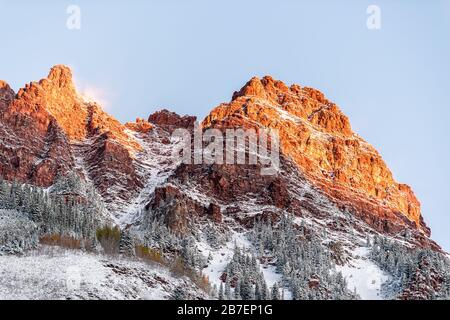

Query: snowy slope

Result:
[0,245,208,300]
[337,247,389,300]
[198,229,290,299]
[198,230,252,288]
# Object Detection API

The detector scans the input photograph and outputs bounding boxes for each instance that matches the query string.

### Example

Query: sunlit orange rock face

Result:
[7,65,141,150]
[203,76,426,234]
[0,81,15,107]
[125,118,153,134]
[0,67,429,238]
[0,65,144,198]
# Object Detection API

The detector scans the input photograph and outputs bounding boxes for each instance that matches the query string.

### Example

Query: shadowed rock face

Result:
[203,76,427,235]
[148,109,196,133]
[145,151,437,250]
[0,67,433,246]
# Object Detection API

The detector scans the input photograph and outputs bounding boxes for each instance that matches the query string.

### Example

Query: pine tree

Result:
[234,279,241,300]
[172,285,188,300]
[249,214,356,300]
[119,230,135,256]
[225,275,231,300]
[218,282,224,300]
[254,281,261,300]
[271,283,280,300]
[240,274,253,300]
[262,281,269,300]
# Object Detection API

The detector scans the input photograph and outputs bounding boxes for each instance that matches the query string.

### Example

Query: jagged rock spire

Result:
[0,80,15,108]
[47,65,76,90]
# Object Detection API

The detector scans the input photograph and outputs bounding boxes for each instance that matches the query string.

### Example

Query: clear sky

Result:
[1,0,449,250]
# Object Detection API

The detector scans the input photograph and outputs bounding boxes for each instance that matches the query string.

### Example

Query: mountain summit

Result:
[204,75,426,236]
[1,66,448,300]
[0,66,435,242]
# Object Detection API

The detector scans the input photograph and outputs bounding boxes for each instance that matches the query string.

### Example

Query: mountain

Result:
[0,66,449,300]
[203,76,430,242]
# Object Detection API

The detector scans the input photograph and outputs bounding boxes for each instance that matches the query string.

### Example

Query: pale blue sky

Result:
[1,0,449,250]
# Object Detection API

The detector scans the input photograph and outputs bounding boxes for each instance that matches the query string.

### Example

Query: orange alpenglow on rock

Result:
[5,65,141,150]
[125,118,153,133]
[0,65,145,191]
[0,67,428,237]
[0,80,15,104]
[203,76,426,234]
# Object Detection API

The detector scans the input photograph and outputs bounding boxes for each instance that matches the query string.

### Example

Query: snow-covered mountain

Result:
[0,66,449,300]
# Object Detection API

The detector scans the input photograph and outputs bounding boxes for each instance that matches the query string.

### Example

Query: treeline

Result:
[249,214,355,300]
[0,173,107,248]
[370,236,450,299]
[219,247,273,300]
[0,176,213,296]
[0,209,39,254]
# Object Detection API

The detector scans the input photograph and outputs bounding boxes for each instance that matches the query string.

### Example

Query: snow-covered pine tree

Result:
[234,280,241,300]
[249,213,354,300]
[119,229,135,256]
[0,175,106,244]
[369,235,450,299]
[224,274,231,300]
[240,272,254,300]
[218,282,224,300]
[171,285,188,300]
[271,282,280,300]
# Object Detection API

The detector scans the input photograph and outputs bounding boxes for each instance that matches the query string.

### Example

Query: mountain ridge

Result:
[0,65,433,242]
[203,75,427,236]
[1,65,448,300]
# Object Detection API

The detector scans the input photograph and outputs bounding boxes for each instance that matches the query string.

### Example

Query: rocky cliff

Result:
[0,66,150,218]
[0,65,446,300]
[0,66,436,244]
[203,76,427,236]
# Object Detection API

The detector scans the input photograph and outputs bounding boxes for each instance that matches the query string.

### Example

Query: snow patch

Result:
[337,247,389,300]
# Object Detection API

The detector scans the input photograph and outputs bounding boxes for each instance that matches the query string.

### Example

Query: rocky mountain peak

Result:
[222,76,352,136]
[46,64,76,91]
[0,70,433,239]
[0,80,15,108]
[0,68,446,301]
[232,76,290,102]
[0,66,143,192]
[204,76,426,235]
[5,65,87,141]
[148,109,197,133]
[3,65,142,152]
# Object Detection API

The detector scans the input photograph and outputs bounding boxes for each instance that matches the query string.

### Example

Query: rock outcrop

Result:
[0,66,144,214]
[148,109,196,133]
[0,67,433,245]
[125,118,153,134]
[0,81,14,108]
[203,76,427,235]
[0,67,444,300]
